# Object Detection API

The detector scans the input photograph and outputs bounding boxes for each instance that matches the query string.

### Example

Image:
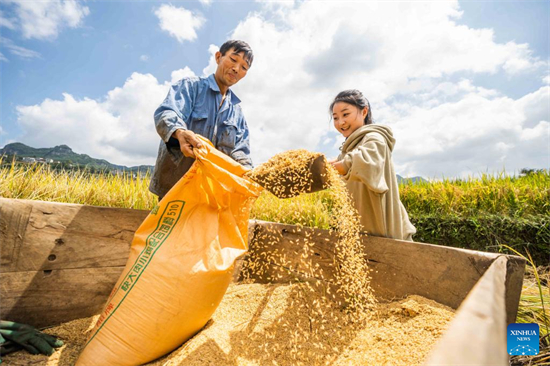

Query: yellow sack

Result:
[76,136,262,366]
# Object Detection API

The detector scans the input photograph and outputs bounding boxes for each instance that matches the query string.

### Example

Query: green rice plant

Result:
[3,159,548,221]
[413,214,549,266]
[0,159,156,210]
[512,266,550,365]
[399,170,550,218]
[250,189,332,229]
[502,245,549,345]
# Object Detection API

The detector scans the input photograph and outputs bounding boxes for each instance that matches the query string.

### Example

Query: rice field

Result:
[0,160,155,210]
[399,171,550,218]
[2,160,547,222]
[0,160,548,349]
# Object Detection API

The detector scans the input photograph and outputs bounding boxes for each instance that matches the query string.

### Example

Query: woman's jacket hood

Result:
[341,124,395,154]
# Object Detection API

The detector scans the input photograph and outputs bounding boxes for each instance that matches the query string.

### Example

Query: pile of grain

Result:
[1,315,97,366]
[246,149,324,198]
[2,283,454,366]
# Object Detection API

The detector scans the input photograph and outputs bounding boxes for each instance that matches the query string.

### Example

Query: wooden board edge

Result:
[425,256,509,365]
[250,219,511,260]
[504,255,527,325]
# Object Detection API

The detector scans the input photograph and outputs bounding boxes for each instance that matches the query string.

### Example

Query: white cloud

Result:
[389,86,549,178]
[15,73,173,167]
[332,134,345,152]
[494,142,513,152]
[0,52,8,62]
[501,42,546,75]
[0,9,16,29]
[223,0,548,177]
[140,55,149,62]
[170,67,196,84]
[0,36,41,59]
[14,67,202,167]
[202,44,219,76]
[154,4,205,43]
[514,86,550,138]
[199,0,212,6]
[519,121,549,141]
[4,0,89,40]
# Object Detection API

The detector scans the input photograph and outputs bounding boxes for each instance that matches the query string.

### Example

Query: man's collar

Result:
[208,74,241,105]
[207,74,220,92]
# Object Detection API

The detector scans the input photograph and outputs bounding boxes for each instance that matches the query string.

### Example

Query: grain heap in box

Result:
[2,283,454,366]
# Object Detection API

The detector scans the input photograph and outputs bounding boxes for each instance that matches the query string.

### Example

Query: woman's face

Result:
[332,102,368,138]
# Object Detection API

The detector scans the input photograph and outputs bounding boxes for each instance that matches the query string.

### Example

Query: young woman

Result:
[329,89,416,241]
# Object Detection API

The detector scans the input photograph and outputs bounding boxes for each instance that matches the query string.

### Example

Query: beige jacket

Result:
[338,125,416,241]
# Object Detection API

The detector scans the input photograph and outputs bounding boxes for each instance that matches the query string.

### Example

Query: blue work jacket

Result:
[149,74,252,198]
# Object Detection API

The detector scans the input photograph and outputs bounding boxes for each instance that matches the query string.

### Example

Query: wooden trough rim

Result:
[250,219,508,259]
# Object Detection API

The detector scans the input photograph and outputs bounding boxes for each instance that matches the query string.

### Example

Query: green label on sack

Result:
[84,200,185,347]
[119,201,184,292]
[150,202,160,215]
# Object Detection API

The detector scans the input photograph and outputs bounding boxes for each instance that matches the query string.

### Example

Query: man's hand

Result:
[173,129,203,158]
[0,320,64,356]
[328,159,347,176]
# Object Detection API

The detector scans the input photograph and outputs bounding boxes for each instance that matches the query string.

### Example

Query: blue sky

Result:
[1,0,549,179]
[1,1,262,135]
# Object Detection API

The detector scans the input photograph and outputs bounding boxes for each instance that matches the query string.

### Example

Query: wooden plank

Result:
[426,256,509,365]
[364,236,499,309]
[0,267,124,328]
[505,256,527,324]
[0,198,149,272]
[242,220,525,324]
[0,198,32,270]
[0,198,149,328]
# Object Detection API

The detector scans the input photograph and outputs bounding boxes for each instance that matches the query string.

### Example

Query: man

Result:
[150,40,254,199]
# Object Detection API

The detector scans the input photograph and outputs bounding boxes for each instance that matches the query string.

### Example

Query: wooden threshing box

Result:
[0,198,526,364]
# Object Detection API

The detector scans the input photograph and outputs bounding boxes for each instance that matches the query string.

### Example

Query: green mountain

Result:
[0,142,153,172]
[397,174,428,185]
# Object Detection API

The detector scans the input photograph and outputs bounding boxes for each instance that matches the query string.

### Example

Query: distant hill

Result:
[0,142,153,173]
[397,174,428,185]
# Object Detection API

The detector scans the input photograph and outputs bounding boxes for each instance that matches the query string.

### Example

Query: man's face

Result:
[215,48,250,88]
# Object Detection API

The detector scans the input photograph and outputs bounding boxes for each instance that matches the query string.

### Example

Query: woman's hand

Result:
[328,159,347,175]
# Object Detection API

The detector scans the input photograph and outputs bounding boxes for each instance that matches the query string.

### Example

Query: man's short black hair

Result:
[219,40,254,67]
